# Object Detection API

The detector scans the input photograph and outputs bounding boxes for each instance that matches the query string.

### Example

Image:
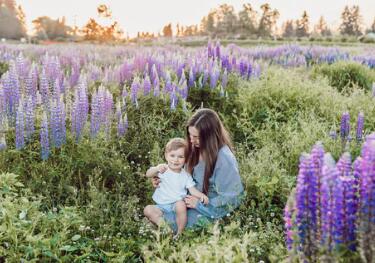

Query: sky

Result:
[17,0,375,37]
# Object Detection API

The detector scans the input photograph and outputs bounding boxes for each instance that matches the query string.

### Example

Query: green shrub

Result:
[311,61,375,93]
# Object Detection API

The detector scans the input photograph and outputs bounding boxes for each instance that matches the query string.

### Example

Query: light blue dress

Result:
[163,145,244,230]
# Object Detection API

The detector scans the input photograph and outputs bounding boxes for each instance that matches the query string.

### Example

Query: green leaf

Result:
[60,245,78,252]
[71,234,81,241]
[19,210,27,220]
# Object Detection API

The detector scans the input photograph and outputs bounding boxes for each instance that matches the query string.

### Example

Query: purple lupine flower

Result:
[71,78,89,141]
[15,103,25,150]
[151,64,159,84]
[329,130,337,140]
[207,41,213,58]
[252,63,261,78]
[177,64,184,80]
[60,98,66,145]
[179,80,188,101]
[352,157,361,188]
[178,70,186,87]
[69,60,80,87]
[39,69,50,111]
[170,87,178,111]
[50,98,61,147]
[246,62,253,80]
[53,78,61,101]
[340,111,350,140]
[357,134,375,262]
[202,69,209,87]
[335,153,357,250]
[25,71,35,107]
[310,142,325,237]
[295,153,318,258]
[332,172,345,246]
[117,114,126,137]
[143,75,151,96]
[40,111,49,160]
[9,64,21,116]
[320,153,338,250]
[0,134,6,151]
[103,90,113,139]
[209,67,220,89]
[215,41,221,60]
[153,75,160,97]
[284,190,296,251]
[188,67,195,88]
[130,77,140,105]
[24,96,35,140]
[221,69,228,89]
[356,112,364,142]
[164,71,173,94]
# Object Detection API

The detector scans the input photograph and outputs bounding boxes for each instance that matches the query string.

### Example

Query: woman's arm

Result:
[189,150,244,218]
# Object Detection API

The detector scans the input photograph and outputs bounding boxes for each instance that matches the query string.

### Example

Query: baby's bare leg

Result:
[175,200,187,234]
[144,205,163,226]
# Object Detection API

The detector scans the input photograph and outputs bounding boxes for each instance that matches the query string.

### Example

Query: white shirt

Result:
[152,168,195,205]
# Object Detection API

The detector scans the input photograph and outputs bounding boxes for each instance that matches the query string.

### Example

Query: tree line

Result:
[1,0,375,41]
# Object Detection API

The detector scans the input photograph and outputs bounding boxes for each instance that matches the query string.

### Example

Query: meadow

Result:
[0,42,375,262]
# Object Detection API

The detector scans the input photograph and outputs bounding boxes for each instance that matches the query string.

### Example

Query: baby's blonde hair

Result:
[165,138,187,156]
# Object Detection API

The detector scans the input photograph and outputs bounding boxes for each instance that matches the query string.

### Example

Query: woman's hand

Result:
[184,195,200,208]
[151,176,160,188]
[200,194,209,205]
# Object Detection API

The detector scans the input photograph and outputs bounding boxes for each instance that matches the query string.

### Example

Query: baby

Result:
[143,138,208,236]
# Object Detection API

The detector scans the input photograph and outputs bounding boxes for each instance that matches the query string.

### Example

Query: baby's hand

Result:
[200,195,209,205]
[156,163,168,174]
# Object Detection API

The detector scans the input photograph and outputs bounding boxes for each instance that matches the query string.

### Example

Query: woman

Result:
[152,108,244,230]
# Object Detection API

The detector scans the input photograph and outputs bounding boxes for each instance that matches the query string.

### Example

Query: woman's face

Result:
[188,126,200,148]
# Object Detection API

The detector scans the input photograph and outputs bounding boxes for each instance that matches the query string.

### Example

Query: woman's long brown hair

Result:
[185,108,233,194]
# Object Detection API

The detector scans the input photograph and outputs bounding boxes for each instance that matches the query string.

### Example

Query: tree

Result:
[371,18,375,32]
[200,10,216,36]
[282,20,295,38]
[215,4,237,36]
[162,23,173,37]
[296,10,310,37]
[81,4,123,42]
[238,3,257,36]
[258,3,279,37]
[0,0,27,39]
[32,16,73,40]
[339,5,363,36]
[314,16,331,36]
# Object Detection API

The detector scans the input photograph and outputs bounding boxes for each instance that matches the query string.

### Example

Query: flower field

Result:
[0,42,375,262]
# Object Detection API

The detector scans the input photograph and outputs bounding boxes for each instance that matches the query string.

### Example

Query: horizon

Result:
[16,0,375,37]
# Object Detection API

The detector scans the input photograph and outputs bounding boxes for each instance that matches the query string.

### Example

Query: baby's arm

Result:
[145,164,168,177]
[188,186,209,205]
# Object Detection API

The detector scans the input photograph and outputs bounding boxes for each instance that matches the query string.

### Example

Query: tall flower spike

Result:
[40,111,49,160]
[357,134,375,262]
[340,111,350,141]
[15,103,25,150]
[320,153,338,250]
[356,112,364,142]
[295,153,318,260]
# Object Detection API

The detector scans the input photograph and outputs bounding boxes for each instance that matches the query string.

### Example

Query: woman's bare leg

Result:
[175,200,187,234]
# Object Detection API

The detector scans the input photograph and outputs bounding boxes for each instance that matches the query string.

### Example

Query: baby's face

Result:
[165,147,185,172]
